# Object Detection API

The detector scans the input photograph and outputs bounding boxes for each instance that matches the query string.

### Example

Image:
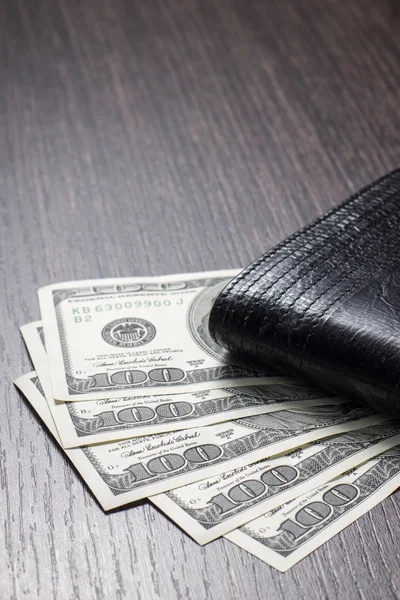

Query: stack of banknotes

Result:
[14,270,400,572]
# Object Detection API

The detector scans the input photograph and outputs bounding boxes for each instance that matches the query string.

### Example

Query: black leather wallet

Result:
[210,169,400,417]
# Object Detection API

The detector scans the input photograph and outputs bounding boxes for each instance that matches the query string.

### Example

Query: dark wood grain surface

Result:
[1,1,400,598]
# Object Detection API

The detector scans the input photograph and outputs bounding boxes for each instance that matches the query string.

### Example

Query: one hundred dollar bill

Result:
[225,449,400,571]
[38,270,291,401]
[14,373,385,510]
[21,321,342,448]
[152,420,400,544]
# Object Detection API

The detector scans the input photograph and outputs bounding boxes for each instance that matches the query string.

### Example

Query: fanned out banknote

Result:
[151,420,400,543]
[14,270,400,571]
[21,321,343,447]
[14,373,385,509]
[225,449,400,571]
[38,271,292,401]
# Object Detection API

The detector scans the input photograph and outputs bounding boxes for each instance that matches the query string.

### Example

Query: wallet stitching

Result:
[227,177,399,354]
[252,188,398,359]
[211,190,364,344]
[222,170,399,304]
[299,263,399,375]
[210,170,400,354]
[290,240,400,405]
[231,215,356,353]
[281,197,400,369]
[294,219,400,373]
[252,180,400,357]
[221,212,352,344]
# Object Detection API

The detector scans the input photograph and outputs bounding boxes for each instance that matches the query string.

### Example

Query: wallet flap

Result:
[209,169,400,417]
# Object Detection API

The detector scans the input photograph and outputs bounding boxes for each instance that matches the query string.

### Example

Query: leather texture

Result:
[209,169,400,417]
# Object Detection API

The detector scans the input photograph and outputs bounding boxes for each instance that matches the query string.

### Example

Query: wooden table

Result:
[1,1,400,598]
